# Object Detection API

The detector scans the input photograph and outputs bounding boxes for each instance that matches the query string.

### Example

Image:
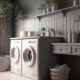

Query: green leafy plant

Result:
[0,0,13,17]
[48,28,50,32]
[39,0,60,10]
[41,27,46,31]
[38,4,46,10]
[0,0,13,56]
[13,3,24,20]
[0,0,24,56]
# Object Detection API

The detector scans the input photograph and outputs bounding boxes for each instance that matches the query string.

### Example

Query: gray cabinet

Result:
[72,46,80,55]
[52,43,80,56]
[53,45,71,54]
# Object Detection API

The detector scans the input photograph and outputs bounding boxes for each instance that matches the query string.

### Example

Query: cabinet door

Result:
[52,45,71,54]
[72,46,80,55]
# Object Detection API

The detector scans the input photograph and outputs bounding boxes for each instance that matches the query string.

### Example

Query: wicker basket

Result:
[50,68,70,80]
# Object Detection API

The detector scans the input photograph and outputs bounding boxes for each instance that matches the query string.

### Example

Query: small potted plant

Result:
[41,27,46,36]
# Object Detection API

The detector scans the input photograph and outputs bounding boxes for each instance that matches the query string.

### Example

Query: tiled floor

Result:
[0,72,31,80]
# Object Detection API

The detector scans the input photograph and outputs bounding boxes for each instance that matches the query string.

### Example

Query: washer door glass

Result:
[23,46,35,67]
[11,46,20,64]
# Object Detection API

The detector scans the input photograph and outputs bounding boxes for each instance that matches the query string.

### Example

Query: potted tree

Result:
[0,0,24,72]
[0,0,13,72]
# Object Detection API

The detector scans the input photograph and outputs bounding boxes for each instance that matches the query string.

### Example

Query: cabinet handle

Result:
[75,48,77,52]
[60,48,62,51]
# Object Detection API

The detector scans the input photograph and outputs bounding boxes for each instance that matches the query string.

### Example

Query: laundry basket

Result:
[50,68,70,80]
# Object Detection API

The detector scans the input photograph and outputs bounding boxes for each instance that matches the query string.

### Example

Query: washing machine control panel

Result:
[29,41,36,43]
[23,39,38,44]
[11,40,21,43]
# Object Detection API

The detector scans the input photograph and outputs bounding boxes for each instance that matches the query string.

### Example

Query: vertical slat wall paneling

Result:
[39,19,42,34]
[67,9,80,33]
[56,13,64,37]
[34,18,40,32]
[45,17,48,31]
[51,15,55,35]
[63,14,67,41]
[49,15,52,29]
[31,18,35,31]
[71,10,78,33]
[40,17,47,34]
[66,11,72,41]
[75,9,80,32]
[56,14,59,36]
[78,21,80,32]
[46,16,52,29]
[54,15,57,36]
[34,0,43,33]
[70,11,75,32]
[60,13,64,37]
[54,13,62,36]
[26,20,30,31]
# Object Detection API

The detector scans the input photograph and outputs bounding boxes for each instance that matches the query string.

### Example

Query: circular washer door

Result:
[10,46,20,64]
[23,46,36,67]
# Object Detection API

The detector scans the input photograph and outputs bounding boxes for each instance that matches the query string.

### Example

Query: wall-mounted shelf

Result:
[36,5,80,20]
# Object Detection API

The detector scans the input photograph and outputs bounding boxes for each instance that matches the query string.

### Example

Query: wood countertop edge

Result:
[10,36,63,40]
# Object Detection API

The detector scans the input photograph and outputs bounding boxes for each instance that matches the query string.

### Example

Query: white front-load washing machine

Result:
[22,39,38,80]
[22,38,61,80]
[10,40,22,75]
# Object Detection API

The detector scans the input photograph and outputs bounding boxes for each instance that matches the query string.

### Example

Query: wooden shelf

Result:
[36,5,80,20]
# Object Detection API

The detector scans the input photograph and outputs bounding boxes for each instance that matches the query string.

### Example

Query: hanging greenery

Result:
[13,3,24,20]
[0,0,13,18]
[39,0,61,10]
[0,0,24,56]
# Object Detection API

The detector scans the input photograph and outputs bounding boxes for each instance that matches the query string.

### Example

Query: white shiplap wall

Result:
[16,0,80,42]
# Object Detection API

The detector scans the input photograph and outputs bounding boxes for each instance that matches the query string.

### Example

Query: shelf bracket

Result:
[62,10,67,16]
[37,17,41,21]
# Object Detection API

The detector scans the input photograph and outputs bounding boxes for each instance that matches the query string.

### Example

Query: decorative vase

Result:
[73,0,79,6]
[42,9,47,14]
[52,5,55,12]
[68,29,72,43]
[46,31,50,36]
[0,55,10,72]
[20,31,28,37]
[47,6,52,13]
[41,31,46,36]
[72,30,77,43]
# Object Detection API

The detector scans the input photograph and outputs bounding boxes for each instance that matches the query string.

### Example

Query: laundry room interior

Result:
[0,0,80,80]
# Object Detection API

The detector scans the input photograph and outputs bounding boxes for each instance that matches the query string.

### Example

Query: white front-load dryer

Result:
[22,39,38,80]
[10,40,22,75]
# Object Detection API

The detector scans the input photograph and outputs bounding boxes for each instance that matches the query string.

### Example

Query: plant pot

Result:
[47,6,52,13]
[0,55,10,72]
[73,0,79,7]
[42,9,47,14]
[41,31,46,36]
[52,5,55,12]
[46,32,51,36]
